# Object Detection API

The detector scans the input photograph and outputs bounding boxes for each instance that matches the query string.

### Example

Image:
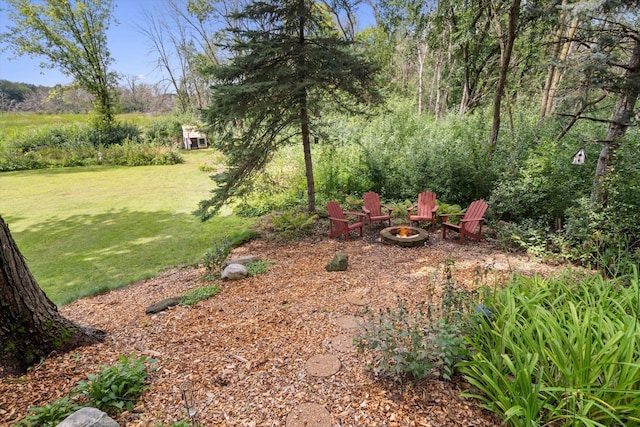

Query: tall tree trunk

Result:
[0,216,105,378]
[297,6,315,214]
[489,0,521,155]
[590,37,640,208]
[417,42,427,115]
[540,11,579,121]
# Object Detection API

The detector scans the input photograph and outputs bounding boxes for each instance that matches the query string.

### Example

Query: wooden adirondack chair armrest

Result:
[381,203,393,213]
[328,216,349,224]
[407,203,418,213]
[345,211,367,220]
[362,206,372,215]
[460,217,485,224]
[432,204,439,213]
[440,212,464,224]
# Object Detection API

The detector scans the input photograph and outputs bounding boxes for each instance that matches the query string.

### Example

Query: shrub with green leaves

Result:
[75,355,155,414]
[354,301,469,381]
[271,211,318,240]
[245,260,276,276]
[180,285,222,306]
[460,270,640,426]
[16,397,83,427]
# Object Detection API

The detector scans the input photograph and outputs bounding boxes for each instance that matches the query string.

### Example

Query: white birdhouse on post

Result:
[572,147,586,165]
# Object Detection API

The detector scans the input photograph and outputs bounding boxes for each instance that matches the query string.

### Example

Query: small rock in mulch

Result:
[286,403,333,427]
[330,334,356,352]
[305,354,341,377]
[332,314,364,329]
[222,255,261,269]
[221,263,248,280]
[345,287,371,306]
[145,297,181,314]
[325,253,348,271]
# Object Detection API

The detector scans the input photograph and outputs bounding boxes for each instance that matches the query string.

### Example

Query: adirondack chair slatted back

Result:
[363,191,382,217]
[461,199,488,233]
[327,201,348,233]
[417,191,437,218]
[326,200,365,240]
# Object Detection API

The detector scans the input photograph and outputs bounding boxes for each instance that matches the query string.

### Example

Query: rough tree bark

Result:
[590,35,640,208]
[0,215,105,378]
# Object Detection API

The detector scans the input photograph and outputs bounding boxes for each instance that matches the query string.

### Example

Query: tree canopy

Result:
[2,0,119,128]
[196,0,381,219]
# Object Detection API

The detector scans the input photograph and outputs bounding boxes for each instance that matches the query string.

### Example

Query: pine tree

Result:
[196,0,381,218]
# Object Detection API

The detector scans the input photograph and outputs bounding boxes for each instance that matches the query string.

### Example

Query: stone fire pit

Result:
[380,226,429,247]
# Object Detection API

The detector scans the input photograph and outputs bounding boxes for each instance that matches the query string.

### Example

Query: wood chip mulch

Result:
[1,224,562,426]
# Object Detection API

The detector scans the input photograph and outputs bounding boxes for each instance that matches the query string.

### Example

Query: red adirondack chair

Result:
[440,199,488,243]
[326,200,366,241]
[362,191,393,227]
[407,190,438,230]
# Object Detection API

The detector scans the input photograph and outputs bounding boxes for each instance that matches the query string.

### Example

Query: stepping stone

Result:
[305,354,341,377]
[286,403,332,427]
[330,334,355,352]
[345,287,371,306]
[332,314,364,329]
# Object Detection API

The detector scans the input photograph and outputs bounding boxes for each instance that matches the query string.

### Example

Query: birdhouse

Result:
[572,147,586,165]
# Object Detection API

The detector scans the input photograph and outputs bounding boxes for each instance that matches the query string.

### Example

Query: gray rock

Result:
[56,407,119,427]
[145,297,181,314]
[223,255,261,269]
[325,253,348,271]
[221,263,248,280]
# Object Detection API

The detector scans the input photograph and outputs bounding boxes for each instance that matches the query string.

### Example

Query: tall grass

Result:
[0,150,255,305]
[460,269,640,426]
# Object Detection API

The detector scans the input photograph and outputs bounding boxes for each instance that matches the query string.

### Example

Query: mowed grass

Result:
[0,150,254,305]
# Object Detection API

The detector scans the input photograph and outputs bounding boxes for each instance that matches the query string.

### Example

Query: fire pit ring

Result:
[380,226,429,247]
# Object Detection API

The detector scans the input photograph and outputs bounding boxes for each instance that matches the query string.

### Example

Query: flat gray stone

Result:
[145,297,181,314]
[305,354,341,377]
[223,255,261,269]
[56,407,119,427]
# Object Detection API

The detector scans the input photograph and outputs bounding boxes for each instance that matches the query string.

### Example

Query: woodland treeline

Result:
[1,0,639,274]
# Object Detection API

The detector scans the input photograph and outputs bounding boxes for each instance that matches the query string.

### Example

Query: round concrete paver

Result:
[330,334,355,352]
[305,354,341,377]
[345,288,371,306]
[332,314,364,329]
[286,403,332,427]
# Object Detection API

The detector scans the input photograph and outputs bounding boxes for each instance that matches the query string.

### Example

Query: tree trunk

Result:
[590,36,640,208]
[0,216,105,378]
[489,0,521,155]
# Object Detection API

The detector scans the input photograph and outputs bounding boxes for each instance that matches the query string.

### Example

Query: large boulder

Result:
[325,253,348,271]
[56,407,119,427]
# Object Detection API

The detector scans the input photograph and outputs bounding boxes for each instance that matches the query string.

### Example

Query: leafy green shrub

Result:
[354,301,469,381]
[180,285,222,306]
[75,355,155,414]
[460,270,640,426]
[202,238,234,272]
[245,260,276,276]
[16,397,83,427]
[355,260,475,381]
[271,211,318,240]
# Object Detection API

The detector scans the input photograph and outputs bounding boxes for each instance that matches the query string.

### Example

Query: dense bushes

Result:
[0,121,184,170]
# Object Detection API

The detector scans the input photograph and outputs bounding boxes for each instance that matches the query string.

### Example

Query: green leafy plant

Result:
[460,269,640,426]
[271,211,318,240]
[74,355,155,414]
[180,285,222,306]
[245,260,276,276]
[16,397,83,427]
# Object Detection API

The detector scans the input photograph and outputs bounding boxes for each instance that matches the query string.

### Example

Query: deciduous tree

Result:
[2,0,119,129]
[0,216,104,378]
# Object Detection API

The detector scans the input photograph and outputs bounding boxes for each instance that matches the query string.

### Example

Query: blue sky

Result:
[0,0,164,87]
[0,1,375,88]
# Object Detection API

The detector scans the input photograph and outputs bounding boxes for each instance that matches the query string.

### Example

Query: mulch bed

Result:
[1,223,559,426]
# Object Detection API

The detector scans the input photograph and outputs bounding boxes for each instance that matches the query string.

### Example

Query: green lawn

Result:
[0,150,254,305]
